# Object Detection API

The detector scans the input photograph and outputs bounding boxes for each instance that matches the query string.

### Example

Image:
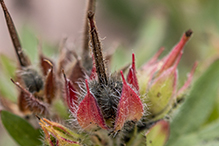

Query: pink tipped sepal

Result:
[77,80,108,130]
[114,71,144,132]
[127,53,139,92]
[63,72,78,116]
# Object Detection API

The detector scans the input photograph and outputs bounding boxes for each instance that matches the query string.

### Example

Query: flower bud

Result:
[77,79,108,131]
[177,62,198,99]
[158,29,193,75]
[138,47,164,96]
[39,118,80,146]
[114,71,144,132]
[146,53,182,118]
[146,120,170,146]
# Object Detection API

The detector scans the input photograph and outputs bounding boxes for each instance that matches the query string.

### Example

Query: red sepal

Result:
[177,62,198,96]
[77,80,108,130]
[114,71,144,132]
[159,30,193,74]
[63,71,78,116]
[127,53,139,92]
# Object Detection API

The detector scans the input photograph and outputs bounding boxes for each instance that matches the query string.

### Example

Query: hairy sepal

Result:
[63,71,78,116]
[77,79,108,130]
[127,53,139,92]
[114,71,143,132]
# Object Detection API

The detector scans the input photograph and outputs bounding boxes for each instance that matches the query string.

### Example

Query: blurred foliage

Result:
[101,0,219,86]
[20,26,58,63]
[0,54,17,102]
[167,59,219,146]
[101,0,219,63]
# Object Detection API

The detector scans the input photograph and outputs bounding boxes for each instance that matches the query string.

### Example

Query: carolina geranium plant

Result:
[1,0,219,146]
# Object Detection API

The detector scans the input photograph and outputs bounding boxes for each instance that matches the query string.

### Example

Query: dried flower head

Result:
[0,0,197,145]
[0,0,58,116]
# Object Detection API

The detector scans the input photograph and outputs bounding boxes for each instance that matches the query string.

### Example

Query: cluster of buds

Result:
[56,5,197,146]
[0,0,197,145]
[0,0,57,116]
[62,12,144,134]
[38,116,80,146]
[138,29,197,120]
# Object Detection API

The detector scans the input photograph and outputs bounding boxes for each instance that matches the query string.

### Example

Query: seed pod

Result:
[0,0,30,67]
[11,79,48,115]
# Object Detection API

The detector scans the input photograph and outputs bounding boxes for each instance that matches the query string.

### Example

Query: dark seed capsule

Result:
[89,75,123,122]
[19,68,44,93]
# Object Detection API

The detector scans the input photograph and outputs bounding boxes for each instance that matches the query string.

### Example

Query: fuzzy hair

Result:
[17,67,44,93]
[88,74,123,122]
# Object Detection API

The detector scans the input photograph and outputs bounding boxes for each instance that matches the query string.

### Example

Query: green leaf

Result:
[134,13,167,67]
[20,26,38,62]
[0,55,17,101]
[20,26,58,63]
[1,110,42,146]
[0,73,17,102]
[166,120,219,146]
[166,59,219,146]
[53,99,69,119]
[0,54,16,77]
[146,120,170,146]
[101,0,143,28]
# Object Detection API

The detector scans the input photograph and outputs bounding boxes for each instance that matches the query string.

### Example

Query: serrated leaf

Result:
[166,59,219,146]
[1,110,42,146]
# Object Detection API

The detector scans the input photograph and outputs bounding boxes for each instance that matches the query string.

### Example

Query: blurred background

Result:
[1,0,219,70]
[0,0,219,145]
